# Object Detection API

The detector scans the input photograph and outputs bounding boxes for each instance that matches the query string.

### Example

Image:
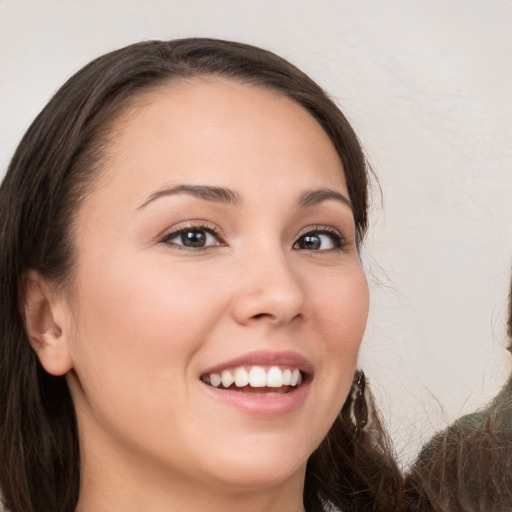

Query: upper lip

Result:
[200,350,314,377]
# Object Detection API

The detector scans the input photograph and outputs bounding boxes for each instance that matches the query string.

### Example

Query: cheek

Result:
[312,267,369,349]
[306,266,369,397]
[68,255,230,403]
[76,253,224,339]
[66,255,237,462]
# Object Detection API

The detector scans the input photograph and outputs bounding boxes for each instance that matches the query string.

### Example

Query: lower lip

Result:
[201,381,311,418]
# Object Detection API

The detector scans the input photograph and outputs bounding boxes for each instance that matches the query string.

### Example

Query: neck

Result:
[75,431,307,512]
[76,468,306,512]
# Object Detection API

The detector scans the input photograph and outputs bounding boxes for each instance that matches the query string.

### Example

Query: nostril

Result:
[252,313,270,320]
[249,312,303,325]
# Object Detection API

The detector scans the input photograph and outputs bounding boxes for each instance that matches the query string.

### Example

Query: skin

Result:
[25,78,369,512]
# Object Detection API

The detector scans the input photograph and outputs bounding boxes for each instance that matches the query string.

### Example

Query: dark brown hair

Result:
[403,275,512,512]
[0,38,402,512]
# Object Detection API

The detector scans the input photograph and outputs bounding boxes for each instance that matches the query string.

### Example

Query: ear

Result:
[19,270,74,376]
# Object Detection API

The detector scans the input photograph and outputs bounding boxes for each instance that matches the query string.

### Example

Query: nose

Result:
[231,250,305,327]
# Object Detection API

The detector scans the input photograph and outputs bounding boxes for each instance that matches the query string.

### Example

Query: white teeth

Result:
[234,367,249,387]
[203,366,304,389]
[249,366,267,387]
[266,366,283,388]
[221,370,234,388]
[210,373,222,387]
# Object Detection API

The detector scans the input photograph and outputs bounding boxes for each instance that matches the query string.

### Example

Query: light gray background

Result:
[1,0,511,466]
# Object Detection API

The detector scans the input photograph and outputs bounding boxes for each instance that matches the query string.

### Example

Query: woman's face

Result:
[63,78,369,493]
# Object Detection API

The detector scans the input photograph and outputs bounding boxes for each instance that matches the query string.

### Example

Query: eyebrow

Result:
[138,184,352,211]
[138,184,243,209]
[298,188,353,210]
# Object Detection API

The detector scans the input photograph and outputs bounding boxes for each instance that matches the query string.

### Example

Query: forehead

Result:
[87,77,347,210]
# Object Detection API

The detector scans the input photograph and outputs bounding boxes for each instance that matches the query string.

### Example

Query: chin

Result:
[207,456,306,491]
[191,432,311,491]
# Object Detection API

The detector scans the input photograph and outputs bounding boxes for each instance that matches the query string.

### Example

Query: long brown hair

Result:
[0,38,403,512]
[403,275,512,512]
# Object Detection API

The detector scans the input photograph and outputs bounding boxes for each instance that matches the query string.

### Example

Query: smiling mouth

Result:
[200,365,304,394]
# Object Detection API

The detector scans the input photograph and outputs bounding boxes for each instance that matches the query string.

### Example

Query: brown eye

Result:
[293,230,343,251]
[297,234,322,250]
[162,227,222,249]
[179,229,208,247]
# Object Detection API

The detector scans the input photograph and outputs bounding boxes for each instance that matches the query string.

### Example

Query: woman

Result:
[403,275,512,512]
[0,38,402,512]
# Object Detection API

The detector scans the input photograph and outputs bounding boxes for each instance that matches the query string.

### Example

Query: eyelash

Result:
[160,223,226,251]
[160,224,347,252]
[293,226,346,252]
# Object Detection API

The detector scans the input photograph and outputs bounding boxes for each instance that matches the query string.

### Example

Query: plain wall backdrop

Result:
[1,0,511,466]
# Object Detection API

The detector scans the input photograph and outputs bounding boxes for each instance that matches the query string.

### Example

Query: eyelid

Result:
[294,225,348,250]
[296,224,342,238]
[160,222,226,248]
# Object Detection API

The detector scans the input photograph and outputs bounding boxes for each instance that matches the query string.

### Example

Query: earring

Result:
[349,369,368,433]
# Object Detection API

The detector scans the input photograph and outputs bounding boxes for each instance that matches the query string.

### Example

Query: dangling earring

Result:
[349,369,368,433]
